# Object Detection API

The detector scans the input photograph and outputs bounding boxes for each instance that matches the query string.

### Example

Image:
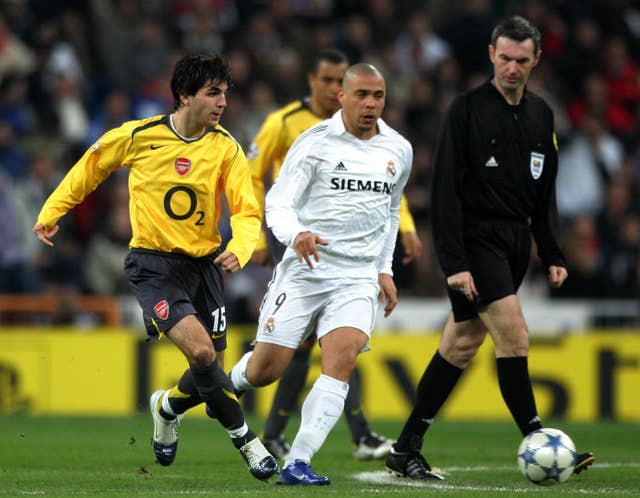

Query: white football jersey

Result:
[265,110,412,277]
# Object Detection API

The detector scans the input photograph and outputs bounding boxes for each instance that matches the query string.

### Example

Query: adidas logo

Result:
[335,161,347,171]
[485,156,498,167]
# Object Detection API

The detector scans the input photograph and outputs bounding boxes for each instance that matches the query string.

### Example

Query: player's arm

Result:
[431,97,470,279]
[221,144,261,270]
[530,114,567,286]
[265,135,316,257]
[34,127,131,246]
[248,112,286,262]
[398,195,423,264]
[376,143,412,315]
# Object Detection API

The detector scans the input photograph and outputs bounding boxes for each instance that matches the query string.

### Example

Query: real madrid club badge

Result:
[264,316,275,334]
[530,152,544,180]
[387,160,396,177]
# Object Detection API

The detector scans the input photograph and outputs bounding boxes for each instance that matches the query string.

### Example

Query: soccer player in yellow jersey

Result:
[33,54,278,480]
[245,49,423,461]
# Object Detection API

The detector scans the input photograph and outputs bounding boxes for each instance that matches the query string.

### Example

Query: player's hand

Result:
[447,271,479,302]
[293,231,329,269]
[400,231,423,265]
[214,250,240,272]
[547,265,568,288]
[378,273,398,317]
[250,248,273,266]
[33,223,59,247]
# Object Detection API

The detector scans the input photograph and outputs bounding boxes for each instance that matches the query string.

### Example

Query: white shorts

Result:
[255,264,379,349]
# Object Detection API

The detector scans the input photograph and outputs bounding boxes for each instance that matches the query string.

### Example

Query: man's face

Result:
[308,60,349,117]
[181,79,228,128]
[338,72,385,139]
[489,36,540,94]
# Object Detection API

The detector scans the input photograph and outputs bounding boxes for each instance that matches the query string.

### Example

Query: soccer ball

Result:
[517,428,577,486]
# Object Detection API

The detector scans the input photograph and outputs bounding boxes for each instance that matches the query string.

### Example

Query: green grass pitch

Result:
[0,415,638,497]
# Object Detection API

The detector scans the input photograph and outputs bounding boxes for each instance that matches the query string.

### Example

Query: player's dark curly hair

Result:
[491,16,541,54]
[170,54,232,110]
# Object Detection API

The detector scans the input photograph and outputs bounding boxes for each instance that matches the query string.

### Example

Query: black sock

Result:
[344,368,370,444]
[395,351,463,452]
[191,362,245,430]
[166,369,202,415]
[263,348,311,439]
[496,356,542,436]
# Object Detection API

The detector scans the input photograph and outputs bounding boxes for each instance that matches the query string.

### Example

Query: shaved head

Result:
[343,63,384,89]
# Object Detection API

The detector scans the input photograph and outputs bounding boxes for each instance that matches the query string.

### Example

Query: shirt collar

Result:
[485,78,529,106]
[328,109,391,138]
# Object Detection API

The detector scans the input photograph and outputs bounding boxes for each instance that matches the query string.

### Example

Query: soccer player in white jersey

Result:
[228,63,413,485]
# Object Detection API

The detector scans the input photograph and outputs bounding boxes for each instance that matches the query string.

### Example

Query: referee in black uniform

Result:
[385,16,595,480]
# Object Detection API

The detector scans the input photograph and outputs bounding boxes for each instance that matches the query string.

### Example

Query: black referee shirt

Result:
[431,80,566,277]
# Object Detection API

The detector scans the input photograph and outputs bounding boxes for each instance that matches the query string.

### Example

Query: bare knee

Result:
[246,366,279,387]
[190,347,215,368]
[245,356,287,387]
[441,334,484,368]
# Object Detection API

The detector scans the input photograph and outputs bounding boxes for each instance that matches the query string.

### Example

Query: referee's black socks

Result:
[395,351,463,451]
[496,356,543,436]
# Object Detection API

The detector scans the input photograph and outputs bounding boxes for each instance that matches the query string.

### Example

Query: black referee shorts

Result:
[124,248,227,351]
[448,219,531,322]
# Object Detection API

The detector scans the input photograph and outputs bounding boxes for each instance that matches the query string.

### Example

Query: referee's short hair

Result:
[491,16,541,54]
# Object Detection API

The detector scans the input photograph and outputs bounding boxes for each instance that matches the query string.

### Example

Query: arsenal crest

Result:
[387,160,396,177]
[530,152,544,180]
[154,300,170,320]
[175,157,191,176]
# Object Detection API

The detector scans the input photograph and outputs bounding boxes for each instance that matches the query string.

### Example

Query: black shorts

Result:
[448,219,531,322]
[124,248,227,351]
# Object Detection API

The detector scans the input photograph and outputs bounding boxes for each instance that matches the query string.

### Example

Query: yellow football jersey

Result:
[248,100,416,251]
[37,115,260,266]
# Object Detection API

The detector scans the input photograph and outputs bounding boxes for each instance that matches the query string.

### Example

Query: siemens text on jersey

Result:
[330,177,396,194]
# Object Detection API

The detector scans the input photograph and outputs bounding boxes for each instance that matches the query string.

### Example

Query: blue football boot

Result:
[276,460,331,485]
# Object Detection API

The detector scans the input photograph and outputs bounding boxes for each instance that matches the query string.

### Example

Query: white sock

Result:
[160,391,176,417]
[285,374,349,466]
[229,351,255,392]
[227,422,248,439]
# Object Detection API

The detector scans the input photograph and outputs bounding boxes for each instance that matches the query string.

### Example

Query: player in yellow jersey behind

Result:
[33,54,278,481]
[242,48,423,461]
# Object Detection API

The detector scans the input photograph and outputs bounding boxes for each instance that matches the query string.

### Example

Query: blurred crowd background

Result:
[1,0,639,327]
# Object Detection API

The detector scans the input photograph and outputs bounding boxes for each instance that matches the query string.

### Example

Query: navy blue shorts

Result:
[448,219,531,322]
[124,248,227,351]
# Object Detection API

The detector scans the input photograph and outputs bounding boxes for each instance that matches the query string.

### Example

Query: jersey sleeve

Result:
[222,144,261,268]
[431,97,469,277]
[376,141,413,275]
[531,113,566,269]
[264,135,315,247]
[248,111,286,252]
[398,194,416,233]
[36,125,131,228]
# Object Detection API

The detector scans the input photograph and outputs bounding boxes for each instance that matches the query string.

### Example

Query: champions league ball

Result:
[517,428,577,486]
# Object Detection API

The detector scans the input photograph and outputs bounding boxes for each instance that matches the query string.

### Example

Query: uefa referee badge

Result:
[530,152,544,180]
